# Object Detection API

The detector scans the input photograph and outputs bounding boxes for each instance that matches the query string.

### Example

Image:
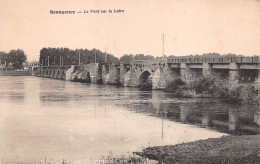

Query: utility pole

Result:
[48,56,50,66]
[94,49,96,63]
[79,51,81,65]
[162,33,166,59]
[60,55,62,66]
[162,112,164,140]
[105,46,108,64]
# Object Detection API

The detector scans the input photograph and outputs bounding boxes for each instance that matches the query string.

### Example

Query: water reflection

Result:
[0,77,25,103]
[117,91,260,135]
[8,92,25,103]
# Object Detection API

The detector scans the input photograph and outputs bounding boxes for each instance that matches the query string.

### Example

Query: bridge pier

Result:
[102,65,109,84]
[42,68,46,77]
[53,69,58,79]
[202,63,212,77]
[180,63,202,84]
[202,112,212,127]
[81,63,102,83]
[228,63,239,89]
[119,64,130,86]
[102,64,120,84]
[91,63,102,83]
[180,104,192,122]
[66,65,75,80]
[257,69,260,97]
[45,68,49,78]
[164,63,180,84]
[254,100,260,125]
[150,68,167,89]
[229,108,239,132]
[180,63,192,83]
[203,62,230,85]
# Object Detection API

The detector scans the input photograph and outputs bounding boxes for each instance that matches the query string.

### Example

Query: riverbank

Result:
[135,135,260,163]
[0,70,30,76]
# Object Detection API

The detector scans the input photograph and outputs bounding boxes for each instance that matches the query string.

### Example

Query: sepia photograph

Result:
[0,0,260,163]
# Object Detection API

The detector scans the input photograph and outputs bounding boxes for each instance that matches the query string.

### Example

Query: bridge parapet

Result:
[167,56,259,64]
[131,59,167,66]
[34,65,75,69]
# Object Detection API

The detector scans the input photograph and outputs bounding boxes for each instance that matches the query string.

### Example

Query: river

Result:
[0,76,259,163]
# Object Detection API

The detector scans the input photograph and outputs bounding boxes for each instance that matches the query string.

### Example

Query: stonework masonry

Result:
[229,63,239,89]
[180,63,192,83]
[102,64,120,84]
[119,64,130,85]
[202,63,212,77]
[32,56,260,95]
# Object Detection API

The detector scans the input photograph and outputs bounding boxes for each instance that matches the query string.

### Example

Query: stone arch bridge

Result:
[32,56,260,93]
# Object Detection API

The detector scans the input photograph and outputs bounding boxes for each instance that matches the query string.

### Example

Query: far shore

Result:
[0,70,31,76]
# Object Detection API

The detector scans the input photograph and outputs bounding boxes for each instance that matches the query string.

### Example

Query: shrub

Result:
[192,77,216,95]
[228,85,256,103]
[166,77,257,102]
[172,78,186,86]
[215,86,229,99]
[165,79,192,97]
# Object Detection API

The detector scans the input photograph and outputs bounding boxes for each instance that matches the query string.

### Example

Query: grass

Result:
[99,151,145,164]
[135,135,260,164]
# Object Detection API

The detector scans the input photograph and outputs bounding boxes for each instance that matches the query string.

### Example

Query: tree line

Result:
[39,49,251,66]
[119,53,248,64]
[0,49,27,69]
[167,52,246,58]
[39,48,120,66]
[39,47,159,66]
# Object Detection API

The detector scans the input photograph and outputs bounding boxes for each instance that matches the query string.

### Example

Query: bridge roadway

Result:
[32,56,260,94]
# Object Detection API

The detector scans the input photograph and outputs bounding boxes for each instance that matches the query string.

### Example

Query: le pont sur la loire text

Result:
[84,9,124,13]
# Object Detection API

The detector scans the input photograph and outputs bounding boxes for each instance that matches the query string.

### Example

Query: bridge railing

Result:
[130,59,167,66]
[167,56,259,64]
[33,65,80,69]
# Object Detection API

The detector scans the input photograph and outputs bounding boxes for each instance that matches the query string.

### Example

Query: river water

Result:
[0,76,259,163]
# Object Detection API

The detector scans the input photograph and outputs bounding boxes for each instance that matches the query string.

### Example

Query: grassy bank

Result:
[135,135,260,163]
[165,77,258,103]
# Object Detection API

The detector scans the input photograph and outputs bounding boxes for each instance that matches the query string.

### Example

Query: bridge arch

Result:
[138,71,152,85]
[80,71,91,83]
[86,72,91,83]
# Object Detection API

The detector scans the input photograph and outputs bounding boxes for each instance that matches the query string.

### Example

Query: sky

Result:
[0,0,260,61]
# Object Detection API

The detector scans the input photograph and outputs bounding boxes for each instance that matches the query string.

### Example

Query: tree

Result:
[143,55,154,60]
[120,54,134,64]
[0,51,8,65]
[8,49,27,69]
[134,54,145,60]
[134,54,154,60]
[1,50,27,68]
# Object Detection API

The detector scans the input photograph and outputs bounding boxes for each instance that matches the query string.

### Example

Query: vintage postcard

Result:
[0,0,259,163]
